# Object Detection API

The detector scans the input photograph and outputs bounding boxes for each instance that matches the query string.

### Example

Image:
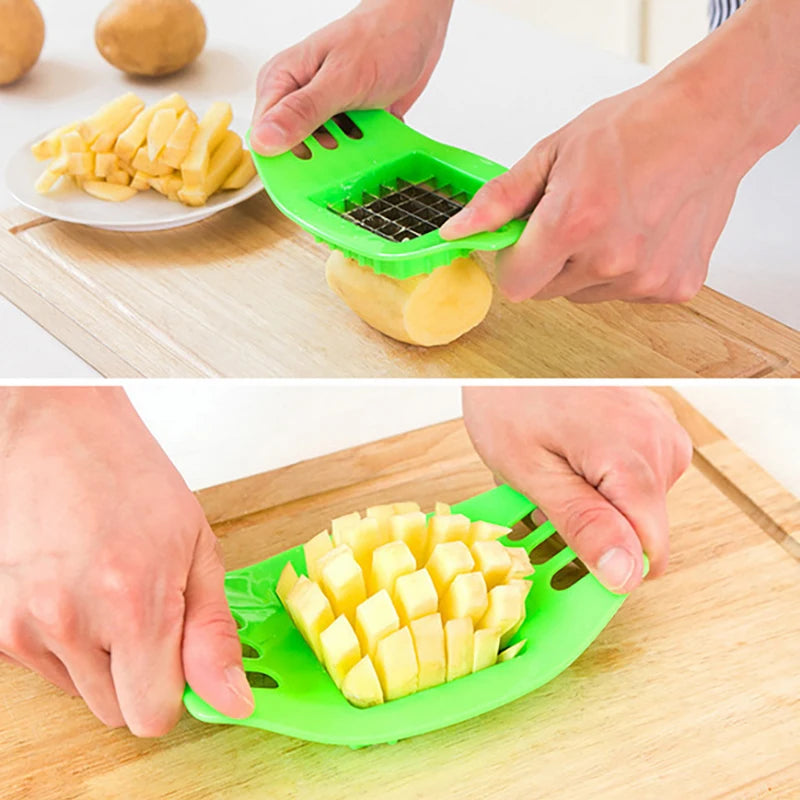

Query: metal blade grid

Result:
[330,178,469,243]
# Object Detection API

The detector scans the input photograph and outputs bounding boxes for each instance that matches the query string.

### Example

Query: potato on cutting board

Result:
[30,93,256,206]
[276,502,531,708]
[325,251,493,347]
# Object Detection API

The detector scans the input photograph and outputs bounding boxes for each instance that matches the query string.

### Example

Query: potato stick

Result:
[82,181,138,202]
[106,169,132,186]
[67,151,94,177]
[60,131,87,154]
[180,101,232,185]
[221,150,256,190]
[31,121,79,161]
[80,93,144,146]
[94,152,118,178]
[161,110,198,168]
[130,171,150,191]
[178,129,241,206]
[147,107,179,162]
[131,147,174,177]
[115,93,188,162]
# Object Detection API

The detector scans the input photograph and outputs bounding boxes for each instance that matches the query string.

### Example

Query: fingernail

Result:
[224,665,255,712]
[596,547,636,592]
[253,118,288,148]
[440,207,474,237]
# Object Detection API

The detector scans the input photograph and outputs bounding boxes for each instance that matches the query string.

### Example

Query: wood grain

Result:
[2,400,797,799]
[1,199,798,377]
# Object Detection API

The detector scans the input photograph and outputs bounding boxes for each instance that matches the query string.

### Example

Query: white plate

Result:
[4,120,263,232]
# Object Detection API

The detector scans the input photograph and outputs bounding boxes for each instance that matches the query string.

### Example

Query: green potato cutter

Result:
[247,109,527,278]
[183,484,633,747]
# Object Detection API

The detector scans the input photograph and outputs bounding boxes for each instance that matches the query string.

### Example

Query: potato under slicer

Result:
[182,485,632,747]
[247,109,526,278]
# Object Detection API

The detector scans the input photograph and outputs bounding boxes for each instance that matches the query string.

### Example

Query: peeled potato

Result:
[325,251,493,347]
[0,0,44,86]
[95,0,206,77]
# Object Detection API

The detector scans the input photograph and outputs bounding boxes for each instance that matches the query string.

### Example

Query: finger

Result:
[0,648,79,696]
[527,256,610,301]
[439,138,555,240]
[182,525,254,719]
[53,646,126,728]
[251,64,349,156]
[507,453,645,594]
[494,193,575,301]
[594,454,671,578]
[109,593,186,738]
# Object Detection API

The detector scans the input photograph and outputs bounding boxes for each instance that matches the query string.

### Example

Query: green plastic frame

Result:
[248,109,526,278]
[183,485,630,747]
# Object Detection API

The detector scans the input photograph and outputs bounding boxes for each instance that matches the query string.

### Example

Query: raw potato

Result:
[0,0,44,86]
[325,251,493,347]
[277,502,531,708]
[95,0,206,77]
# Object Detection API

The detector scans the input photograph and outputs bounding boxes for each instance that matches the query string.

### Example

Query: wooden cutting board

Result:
[1,201,798,377]
[1,391,798,799]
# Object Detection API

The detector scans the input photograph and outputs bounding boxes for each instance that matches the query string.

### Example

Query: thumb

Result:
[520,458,645,594]
[182,525,254,719]
[251,65,346,156]
[439,137,555,240]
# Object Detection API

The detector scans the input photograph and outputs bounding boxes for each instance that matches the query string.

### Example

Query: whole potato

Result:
[95,0,206,77]
[0,0,45,86]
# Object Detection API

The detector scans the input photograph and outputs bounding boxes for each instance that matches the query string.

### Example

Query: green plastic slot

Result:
[248,110,526,278]
[183,485,631,747]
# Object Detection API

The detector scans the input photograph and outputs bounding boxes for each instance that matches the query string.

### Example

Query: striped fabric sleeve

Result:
[709,0,746,30]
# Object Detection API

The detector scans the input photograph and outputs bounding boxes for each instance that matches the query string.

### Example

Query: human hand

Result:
[251,0,453,155]
[0,388,253,736]
[441,71,756,303]
[462,387,692,593]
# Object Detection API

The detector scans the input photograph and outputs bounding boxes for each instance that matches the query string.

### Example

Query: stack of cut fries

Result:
[32,92,256,206]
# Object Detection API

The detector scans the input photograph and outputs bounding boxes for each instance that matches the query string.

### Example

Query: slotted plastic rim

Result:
[183,485,631,747]
[248,109,527,278]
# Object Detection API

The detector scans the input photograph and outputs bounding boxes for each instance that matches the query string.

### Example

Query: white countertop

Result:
[1,0,798,377]
[123,382,800,498]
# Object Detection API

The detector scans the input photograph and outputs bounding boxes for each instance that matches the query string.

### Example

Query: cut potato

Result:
[507,547,535,578]
[341,655,384,708]
[147,107,179,162]
[132,147,174,177]
[115,93,188,163]
[426,513,471,560]
[284,576,334,661]
[440,571,489,625]
[434,502,451,516]
[81,181,138,202]
[94,152,118,178]
[368,540,415,596]
[319,614,361,689]
[80,92,144,151]
[445,617,474,682]
[392,568,438,627]
[277,504,530,707]
[473,627,501,672]
[471,540,512,589]
[180,101,233,185]
[178,128,242,206]
[388,511,428,566]
[469,520,511,544]
[162,110,198,168]
[409,613,446,691]
[67,152,94,177]
[303,529,333,582]
[222,151,256,190]
[325,251,493,347]
[426,541,475,597]
[479,584,524,638]
[374,626,418,701]
[319,548,366,624]
[31,122,79,161]
[355,589,399,660]
[276,561,299,606]
[497,639,526,663]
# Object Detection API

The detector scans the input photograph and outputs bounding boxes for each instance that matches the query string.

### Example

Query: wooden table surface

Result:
[1,391,798,799]
[1,201,798,378]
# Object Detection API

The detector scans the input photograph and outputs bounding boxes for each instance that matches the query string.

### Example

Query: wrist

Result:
[358,0,453,33]
[657,0,800,173]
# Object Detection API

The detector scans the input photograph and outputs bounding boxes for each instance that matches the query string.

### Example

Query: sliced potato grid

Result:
[278,504,531,707]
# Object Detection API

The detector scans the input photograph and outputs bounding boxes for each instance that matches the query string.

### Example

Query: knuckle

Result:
[672,273,704,303]
[628,271,667,298]
[129,707,180,738]
[562,503,619,551]
[561,194,609,241]
[0,614,26,654]
[279,89,319,126]
[28,586,76,640]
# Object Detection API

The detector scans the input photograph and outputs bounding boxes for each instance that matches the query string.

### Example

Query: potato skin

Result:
[95,0,206,77]
[0,0,45,86]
